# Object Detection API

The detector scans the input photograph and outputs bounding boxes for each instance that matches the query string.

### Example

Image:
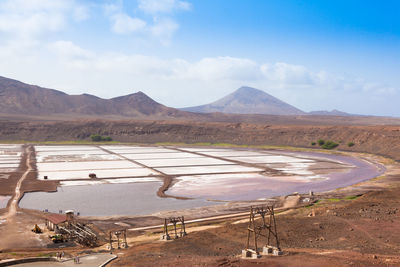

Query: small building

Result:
[45,214,67,232]
[65,210,75,221]
[89,173,97,178]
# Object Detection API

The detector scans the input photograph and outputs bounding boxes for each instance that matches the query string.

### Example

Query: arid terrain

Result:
[1,105,400,267]
[1,119,400,160]
[0,124,399,266]
[112,185,400,266]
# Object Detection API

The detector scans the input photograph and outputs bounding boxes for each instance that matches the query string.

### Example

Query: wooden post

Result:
[181,216,187,236]
[272,206,280,249]
[123,230,128,248]
[173,220,178,239]
[246,206,253,250]
[163,218,170,240]
[109,232,113,250]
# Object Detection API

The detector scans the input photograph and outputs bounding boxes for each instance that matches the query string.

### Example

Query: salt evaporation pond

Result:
[0,196,10,209]
[168,152,385,201]
[21,145,386,216]
[19,182,217,216]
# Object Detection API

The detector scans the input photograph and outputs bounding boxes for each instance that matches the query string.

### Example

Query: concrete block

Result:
[261,246,273,255]
[241,249,260,259]
[273,249,283,256]
[160,234,171,241]
[241,249,250,258]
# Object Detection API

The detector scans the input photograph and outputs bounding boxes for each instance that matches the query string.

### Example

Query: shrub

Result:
[317,139,325,146]
[321,140,339,150]
[347,142,355,147]
[90,134,103,142]
[90,134,112,142]
[311,142,316,146]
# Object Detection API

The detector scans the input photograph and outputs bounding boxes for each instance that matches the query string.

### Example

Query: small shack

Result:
[45,214,67,232]
[65,210,74,221]
[46,210,75,232]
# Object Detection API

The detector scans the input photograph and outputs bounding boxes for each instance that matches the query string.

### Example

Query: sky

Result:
[0,0,399,116]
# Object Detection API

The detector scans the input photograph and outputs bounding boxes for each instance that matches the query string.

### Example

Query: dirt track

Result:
[1,146,33,219]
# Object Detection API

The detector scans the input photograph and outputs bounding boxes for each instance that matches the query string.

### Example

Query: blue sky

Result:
[0,0,399,116]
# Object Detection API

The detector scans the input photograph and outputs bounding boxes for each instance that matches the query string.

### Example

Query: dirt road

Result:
[0,145,33,220]
[0,145,50,249]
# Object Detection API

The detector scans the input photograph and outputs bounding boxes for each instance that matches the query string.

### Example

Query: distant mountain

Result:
[0,76,363,121]
[181,86,305,115]
[0,76,189,118]
[111,91,183,117]
[309,109,356,116]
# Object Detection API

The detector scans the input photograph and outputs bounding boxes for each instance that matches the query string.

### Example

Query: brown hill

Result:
[1,76,399,125]
[1,120,400,161]
[111,92,185,117]
[0,76,192,119]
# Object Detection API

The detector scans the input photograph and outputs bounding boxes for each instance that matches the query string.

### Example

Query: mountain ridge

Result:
[308,109,364,117]
[0,76,364,119]
[0,75,190,118]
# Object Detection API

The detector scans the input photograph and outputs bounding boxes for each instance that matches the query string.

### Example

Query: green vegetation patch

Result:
[90,134,112,142]
[344,195,361,200]
[347,142,355,147]
[317,139,325,146]
[321,140,339,149]
[325,198,342,202]
[324,195,361,202]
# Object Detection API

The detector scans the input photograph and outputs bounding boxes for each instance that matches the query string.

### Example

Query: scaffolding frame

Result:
[161,216,187,240]
[109,229,128,250]
[58,222,98,247]
[246,206,280,254]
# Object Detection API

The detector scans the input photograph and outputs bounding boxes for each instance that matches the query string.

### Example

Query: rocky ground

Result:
[110,181,400,266]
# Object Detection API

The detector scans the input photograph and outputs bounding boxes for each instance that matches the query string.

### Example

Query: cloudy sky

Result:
[0,0,399,116]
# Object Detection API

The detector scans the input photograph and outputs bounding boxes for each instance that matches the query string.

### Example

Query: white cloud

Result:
[104,0,190,44]
[138,0,191,14]
[43,41,397,108]
[73,5,90,22]
[150,17,179,44]
[111,13,147,34]
[183,57,260,81]
[260,63,314,84]
[361,82,397,96]
[0,0,89,39]
[48,41,94,69]
[1,37,397,116]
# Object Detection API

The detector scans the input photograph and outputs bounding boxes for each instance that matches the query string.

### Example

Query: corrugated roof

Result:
[47,214,67,225]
